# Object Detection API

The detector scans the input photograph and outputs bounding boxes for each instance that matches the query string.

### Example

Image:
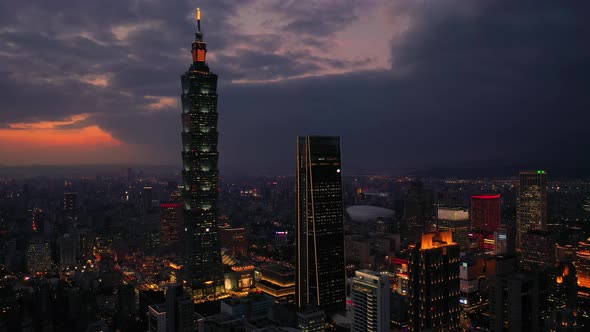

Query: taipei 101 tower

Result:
[179,8,223,299]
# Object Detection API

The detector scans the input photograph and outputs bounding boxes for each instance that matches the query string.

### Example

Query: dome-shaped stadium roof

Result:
[346,205,394,222]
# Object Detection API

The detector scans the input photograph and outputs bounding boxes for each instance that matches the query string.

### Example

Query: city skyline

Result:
[1,1,589,175]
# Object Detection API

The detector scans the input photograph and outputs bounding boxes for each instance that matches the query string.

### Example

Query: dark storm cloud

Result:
[273,0,375,36]
[216,0,590,174]
[1,0,589,173]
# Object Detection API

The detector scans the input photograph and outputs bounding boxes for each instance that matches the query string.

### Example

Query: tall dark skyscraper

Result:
[179,9,223,299]
[408,231,460,332]
[516,170,547,249]
[296,136,346,312]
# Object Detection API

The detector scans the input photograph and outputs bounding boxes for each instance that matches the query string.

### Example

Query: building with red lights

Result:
[471,194,500,232]
[160,202,183,250]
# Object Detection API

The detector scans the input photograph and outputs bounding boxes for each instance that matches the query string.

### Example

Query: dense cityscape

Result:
[1,2,589,332]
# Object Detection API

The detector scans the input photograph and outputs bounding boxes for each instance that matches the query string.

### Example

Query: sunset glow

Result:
[0,115,120,147]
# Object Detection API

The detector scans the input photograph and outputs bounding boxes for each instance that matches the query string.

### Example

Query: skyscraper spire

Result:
[191,7,207,65]
[196,8,201,33]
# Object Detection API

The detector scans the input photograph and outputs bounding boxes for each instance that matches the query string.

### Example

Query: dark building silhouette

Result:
[296,136,345,312]
[490,269,542,332]
[520,230,556,271]
[165,283,194,332]
[408,231,460,332]
[143,186,154,213]
[179,8,223,298]
[219,227,248,258]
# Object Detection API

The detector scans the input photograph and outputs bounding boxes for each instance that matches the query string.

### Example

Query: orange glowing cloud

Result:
[80,74,110,87]
[145,95,177,110]
[0,114,120,147]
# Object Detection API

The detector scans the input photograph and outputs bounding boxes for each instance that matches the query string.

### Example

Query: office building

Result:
[547,263,577,312]
[494,227,515,255]
[556,244,577,263]
[408,231,460,331]
[148,304,167,332]
[520,230,556,271]
[297,306,326,332]
[256,264,295,303]
[471,194,501,232]
[296,136,345,312]
[490,270,542,332]
[64,192,78,226]
[143,186,154,213]
[165,284,194,332]
[459,254,488,307]
[58,234,77,268]
[64,192,77,212]
[179,8,224,298]
[220,293,274,320]
[437,207,470,250]
[160,202,183,250]
[517,170,547,248]
[351,270,390,332]
[116,284,137,328]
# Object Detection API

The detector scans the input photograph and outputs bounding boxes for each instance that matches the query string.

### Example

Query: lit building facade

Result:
[296,136,345,312]
[351,269,390,332]
[297,307,326,332]
[437,207,470,251]
[256,264,295,303]
[179,9,223,298]
[576,238,590,289]
[160,202,183,250]
[517,170,547,248]
[26,240,52,273]
[471,194,501,232]
[408,231,460,331]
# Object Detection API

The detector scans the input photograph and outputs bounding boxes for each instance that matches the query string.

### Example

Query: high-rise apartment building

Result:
[471,194,501,232]
[296,136,345,312]
[179,9,223,298]
[351,270,390,332]
[408,231,460,332]
[64,192,78,226]
[517,170,547,248]
[26,240,52,273]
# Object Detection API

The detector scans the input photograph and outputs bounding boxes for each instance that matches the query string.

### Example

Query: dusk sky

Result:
[1,0,589,175]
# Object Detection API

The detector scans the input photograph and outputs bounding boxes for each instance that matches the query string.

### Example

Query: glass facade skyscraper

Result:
[517,170,547,249]
[296,136,346,312]
[179,9,223,299]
